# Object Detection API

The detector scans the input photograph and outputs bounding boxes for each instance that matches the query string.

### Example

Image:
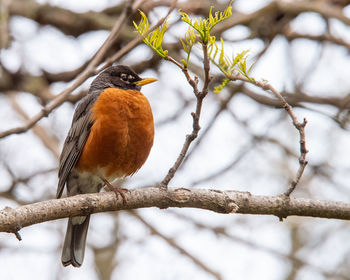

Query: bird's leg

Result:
[99,176,129,205]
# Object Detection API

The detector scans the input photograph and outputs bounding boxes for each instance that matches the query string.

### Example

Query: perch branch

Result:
[2,187,350,234]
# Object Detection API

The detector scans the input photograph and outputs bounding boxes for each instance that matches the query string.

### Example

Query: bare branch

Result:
[2,187,350,235]
[161,44,212,187]
[227,73,308,196]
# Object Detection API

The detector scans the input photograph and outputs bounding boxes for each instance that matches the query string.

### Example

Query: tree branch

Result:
[161,43,212,187]
[2,186,350,235]
[227,73,308,196]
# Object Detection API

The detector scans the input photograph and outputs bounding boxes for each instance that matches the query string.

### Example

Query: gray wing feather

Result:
[57,91,99,198]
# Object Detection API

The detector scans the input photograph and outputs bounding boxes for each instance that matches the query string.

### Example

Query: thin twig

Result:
[227,73,308,196]
[161,44,212,187]
[181,84,241,167]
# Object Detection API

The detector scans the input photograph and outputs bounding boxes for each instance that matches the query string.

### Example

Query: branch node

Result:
[194,75,199,85]
[186,133,196,141]
[157,183,168,191]
[302,118,308,126]
[227,201,239,213]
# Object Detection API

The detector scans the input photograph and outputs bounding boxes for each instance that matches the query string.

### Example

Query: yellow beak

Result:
[134,78,157,86]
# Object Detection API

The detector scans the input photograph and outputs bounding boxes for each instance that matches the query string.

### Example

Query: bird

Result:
[57,65,156,267]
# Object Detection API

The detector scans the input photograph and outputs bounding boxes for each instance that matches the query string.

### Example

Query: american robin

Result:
[57,65,156,267]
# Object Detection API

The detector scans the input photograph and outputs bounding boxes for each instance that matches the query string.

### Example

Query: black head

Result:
[89,65,157,93]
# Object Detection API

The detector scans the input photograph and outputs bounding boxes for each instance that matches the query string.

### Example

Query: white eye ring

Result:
[128,75,134,81]
[121,73,128,81]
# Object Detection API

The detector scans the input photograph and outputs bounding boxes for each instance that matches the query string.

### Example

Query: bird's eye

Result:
[128,75,134,81]
[120,73,128,81]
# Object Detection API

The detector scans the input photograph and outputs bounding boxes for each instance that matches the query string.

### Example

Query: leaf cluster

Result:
[179,2,232,44]
[133,2,255,93]
[133,11,169,58]
[209,39,255,92]
[179,29,197,67]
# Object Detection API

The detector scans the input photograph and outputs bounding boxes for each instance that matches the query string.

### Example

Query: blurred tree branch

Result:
[8,0,118,37]
[131,210,223,280]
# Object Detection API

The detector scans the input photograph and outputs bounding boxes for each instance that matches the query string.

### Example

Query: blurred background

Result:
[1,0,350,279]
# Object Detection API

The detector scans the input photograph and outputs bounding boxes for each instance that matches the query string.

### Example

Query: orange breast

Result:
[76,88,154,180]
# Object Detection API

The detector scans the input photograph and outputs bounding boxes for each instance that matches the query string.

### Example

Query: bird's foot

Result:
[109,186,129,205]
[100,177,129,205]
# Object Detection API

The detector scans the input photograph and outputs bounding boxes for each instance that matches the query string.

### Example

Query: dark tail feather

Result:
[61,215,90,267]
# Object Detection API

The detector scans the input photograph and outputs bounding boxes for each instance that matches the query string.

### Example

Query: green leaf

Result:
[134,10,169,59]
[179,1,232,45]
[214,78,230,93]
[209,39,256,86]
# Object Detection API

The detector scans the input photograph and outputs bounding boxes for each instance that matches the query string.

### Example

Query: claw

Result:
[100,176,129,205]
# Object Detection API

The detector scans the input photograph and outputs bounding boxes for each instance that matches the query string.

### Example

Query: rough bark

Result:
[1,186,350,234]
